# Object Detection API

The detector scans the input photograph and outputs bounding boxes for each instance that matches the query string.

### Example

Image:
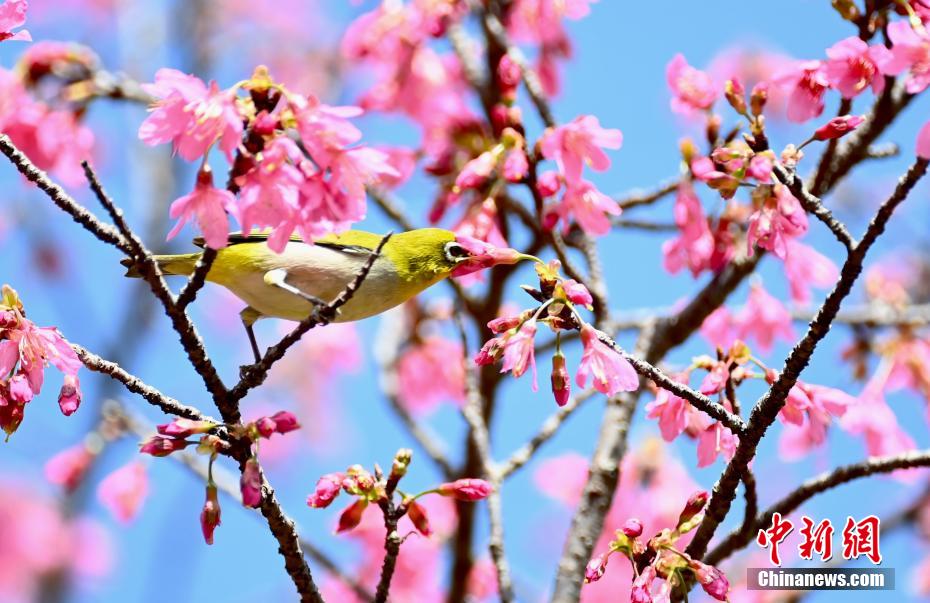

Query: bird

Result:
[121,228,532,363]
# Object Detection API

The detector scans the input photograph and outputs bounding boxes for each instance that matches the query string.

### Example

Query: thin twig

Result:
[617,178,681,210]
[773,163,856,250]
[176,247,217,311]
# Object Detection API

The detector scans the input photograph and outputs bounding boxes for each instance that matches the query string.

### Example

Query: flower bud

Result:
[536,170,562,198]
[240,458,263,508]
[813,115,864,141]
[487,313,526,334]
[438,478,493,501]
[750,82,768,117]
[255,416,277,438]
[58,374,81,416]
[497,54,522,91]
[269,411,300,434]
[454,151,497,192]
[584,553,609,583]
[307,472,345,508]
[622,518,644,537]
[390,448,412,482]
[677,490,709,530]
[724,78,746,115]
[8,374,33,404]
[475,337,505,365]
[502,148,529,182]
[832,0,860,21]
[561,279,594,308]
[692,561,730,601]
[550,352,571,407]
[140,435,190,457]
[201,483,222,545]
[157,418,216,438]
[406,499,432,536]
[336,498,369,533]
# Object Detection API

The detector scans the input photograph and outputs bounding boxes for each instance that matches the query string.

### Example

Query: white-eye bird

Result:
[122,228,528,362]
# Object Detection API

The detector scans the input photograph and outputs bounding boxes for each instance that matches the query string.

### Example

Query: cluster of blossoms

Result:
[585,491,729,602]
[476,260,637,405]
[0,285,82,437]
[137,411,299,544]
[0,0,28,42]
[307,448,492,536]
[138,65,398,250]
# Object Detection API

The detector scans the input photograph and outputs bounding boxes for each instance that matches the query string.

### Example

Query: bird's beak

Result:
[451,234,540,277]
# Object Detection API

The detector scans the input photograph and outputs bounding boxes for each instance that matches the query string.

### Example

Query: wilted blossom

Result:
[139,68,243,161]
[882,20,930,94]
[823,36,891,98]
[746,185,808,259]
[774,60,829,123]
[397,336,466,415]
[540,115,622,185]
[576,324,638,397]
[166,166,235,249]
[0,0,29,42]
[666,53,717,114]
[97,461,148,523]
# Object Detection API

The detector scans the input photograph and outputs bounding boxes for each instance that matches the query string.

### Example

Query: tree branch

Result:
[773,162,856,251]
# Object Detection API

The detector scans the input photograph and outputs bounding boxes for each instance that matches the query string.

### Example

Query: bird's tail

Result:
[120,253,202,278]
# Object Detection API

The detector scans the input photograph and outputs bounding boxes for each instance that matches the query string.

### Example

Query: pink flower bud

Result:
[502,148,529,182]
[724,78,746,115]
[677,490,709,527]
[336,498,368,533]
[157,418,216,438]
[813,115,864,141]
[622,518,644,537]
[438,478,493,501]
[536,170,562,197]
[269,411,300,434]
[201,483,222,545]
[551,353,571,407]
[240,458,263,508]
[255,417,277,438]
[140,435,191,457]
[747,153,773,181]
[584,553,609,583]
[692,561,729,601]
[8,374,34,404]
[57,374,81,416]
[454,151,497,192]
[475,337,505,366]
[497,53,522,91]
[487,314,524,334]
[750,82,768,116]
[406,499,432,536]
[307,472,345,509]
[562,279,594,307]
[45,444,94,493]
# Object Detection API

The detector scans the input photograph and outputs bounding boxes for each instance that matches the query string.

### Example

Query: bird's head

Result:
[388,229,537,282]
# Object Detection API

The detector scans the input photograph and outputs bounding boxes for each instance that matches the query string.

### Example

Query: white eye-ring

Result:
[444,241,470,262]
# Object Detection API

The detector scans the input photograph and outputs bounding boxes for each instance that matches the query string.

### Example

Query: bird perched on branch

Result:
[121,228,534,362]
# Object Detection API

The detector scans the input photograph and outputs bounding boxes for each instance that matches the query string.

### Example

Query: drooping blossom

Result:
[45,444,94,493]
[550,180,621,236]
[783,240,838,304]
[0,0,29,42]
[646,374,711,442]
[823,36,891,98]
[576,324,638,397]
[773,60,829,123]
[201,483,221,545]
[397,336,465,414]
[241,458,263,508]
[662,182,715,276]
[139,68,243,161]
[777,380,855,460]
[499,319,538,390]
[734,283,795,353]
[812,114,865,141]
[307,472,346,509]
[882,20,930,94]
[666,53,717,114]
[540,115,622,185]
[550,352,571,406]
[746,185,808,259]
[840,378,916,459]
[97,461,148,523]
[166,166,235,249]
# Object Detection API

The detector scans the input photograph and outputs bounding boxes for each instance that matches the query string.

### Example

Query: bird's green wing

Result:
[192,230,382,255]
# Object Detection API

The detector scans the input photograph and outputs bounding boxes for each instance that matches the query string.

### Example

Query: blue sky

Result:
[2,1,930,602]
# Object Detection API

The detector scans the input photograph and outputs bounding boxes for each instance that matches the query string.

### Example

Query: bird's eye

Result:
[444,242,470,262]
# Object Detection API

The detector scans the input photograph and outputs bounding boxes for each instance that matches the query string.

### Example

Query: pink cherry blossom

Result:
[646,379,709,442]
[666,54,717,114]
[662,182,715,277]
[166,167,234,249]
[97,461,148,523]
[533,452,589,506]
[397,336,465,415]
[777,382,854,460]
[500,319,538,390]
[576,324,638,397]
[45,444,93,493]
[438,478,493,501]
[697,420,738,467]
[138,68,243,161]
[917,119,930,159]
[701,306,739,350]
[746,185,808,259]
[0,0,29,42]
[823,36,891,98]
[241,458,263,508]
[552,180,621,236]
[454,150,497,191]
[882,20,930,94]
[774,60,829,123]
[735,283,794,353]
[540,115,622,185]
[840,379,915,458]
[506,0,596,45]
[307,472,345,509]
[783,240,839,304]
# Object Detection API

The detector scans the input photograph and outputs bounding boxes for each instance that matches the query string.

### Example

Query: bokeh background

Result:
[2,1,930,601]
